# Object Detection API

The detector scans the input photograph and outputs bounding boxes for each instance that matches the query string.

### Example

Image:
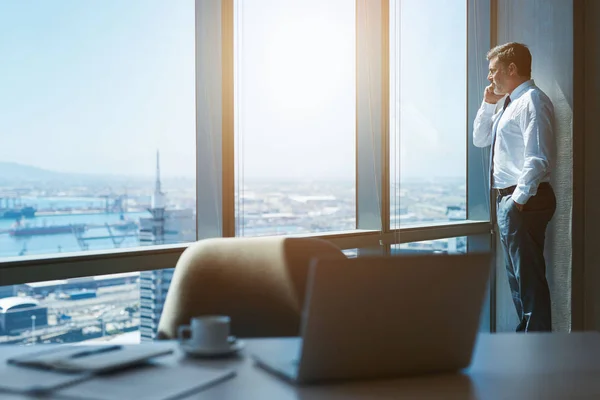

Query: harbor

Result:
[0,152,197,258]
[0,191,148,238]
[0,210,151,257]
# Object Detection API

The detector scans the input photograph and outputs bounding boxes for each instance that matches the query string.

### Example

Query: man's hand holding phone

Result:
[484,84,505,104]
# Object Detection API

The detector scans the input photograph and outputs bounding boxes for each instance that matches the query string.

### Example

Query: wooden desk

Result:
[2,333,600,399]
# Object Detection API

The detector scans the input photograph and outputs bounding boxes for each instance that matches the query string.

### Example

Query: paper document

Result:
[55,363,236,400]
[0,363,90,395]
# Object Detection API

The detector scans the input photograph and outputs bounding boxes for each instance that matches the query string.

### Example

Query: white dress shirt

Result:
[473,79,555,205]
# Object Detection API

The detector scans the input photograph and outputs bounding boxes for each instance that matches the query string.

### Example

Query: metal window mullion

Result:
[356,0,384,234]
[196,0,227,239]
[221,0,235,237]
[0,221,491,285]
[0,246,187,286]
[467,0,493,332]
[380,0,391,237]
[467,0,492,223]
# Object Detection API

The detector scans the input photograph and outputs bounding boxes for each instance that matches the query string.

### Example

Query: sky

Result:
[0,0,466,181]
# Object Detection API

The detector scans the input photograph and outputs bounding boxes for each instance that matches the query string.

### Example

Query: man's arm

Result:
[473,84,503,148]
[511,94,555,206]
[473,101,496,148]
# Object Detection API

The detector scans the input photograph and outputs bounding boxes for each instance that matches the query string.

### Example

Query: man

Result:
[473,42,556,332]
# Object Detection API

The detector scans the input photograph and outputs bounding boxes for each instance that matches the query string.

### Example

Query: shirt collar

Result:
[509,79,535,100]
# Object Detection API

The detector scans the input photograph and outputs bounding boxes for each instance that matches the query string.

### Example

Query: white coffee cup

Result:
[178,315,232,350]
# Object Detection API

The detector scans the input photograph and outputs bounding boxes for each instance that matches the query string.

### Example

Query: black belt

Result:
[497,186,516,196]
[497,182,550,197]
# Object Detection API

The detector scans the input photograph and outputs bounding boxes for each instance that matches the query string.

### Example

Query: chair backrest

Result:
[157,236,346,339]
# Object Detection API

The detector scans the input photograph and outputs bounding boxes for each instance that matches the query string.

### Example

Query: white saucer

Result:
[180,338,245,358]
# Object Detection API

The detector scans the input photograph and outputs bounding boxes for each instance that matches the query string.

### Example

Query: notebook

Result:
[7,344,173,374]
[2,345,236,399]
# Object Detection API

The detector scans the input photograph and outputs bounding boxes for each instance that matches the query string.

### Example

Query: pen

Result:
[69,345,123,359]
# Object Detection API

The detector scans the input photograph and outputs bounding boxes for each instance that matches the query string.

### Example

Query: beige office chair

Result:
[157,236,346,339]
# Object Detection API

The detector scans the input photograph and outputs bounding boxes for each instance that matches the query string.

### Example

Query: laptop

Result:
[252,252,492,384]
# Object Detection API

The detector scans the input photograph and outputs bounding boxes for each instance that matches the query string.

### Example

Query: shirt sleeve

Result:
[473,101,497,148]
[512,95,555,205]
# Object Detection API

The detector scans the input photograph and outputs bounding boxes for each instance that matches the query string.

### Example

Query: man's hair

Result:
[487,42,532,78]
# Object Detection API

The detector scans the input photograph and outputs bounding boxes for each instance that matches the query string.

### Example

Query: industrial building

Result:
[22,272,139,297]
[0,297,47,335]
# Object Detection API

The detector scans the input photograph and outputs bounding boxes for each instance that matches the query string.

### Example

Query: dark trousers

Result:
[496,183,556,332]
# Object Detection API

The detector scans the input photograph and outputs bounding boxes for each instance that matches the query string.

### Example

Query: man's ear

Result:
[508,62,518,76]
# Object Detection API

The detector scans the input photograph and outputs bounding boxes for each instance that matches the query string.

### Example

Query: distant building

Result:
[23,273,138,296]
[139,151,193,340]
[138,151,195,245]
[139,208,195,244]
[0,297,48,335]
[139,268,174,341]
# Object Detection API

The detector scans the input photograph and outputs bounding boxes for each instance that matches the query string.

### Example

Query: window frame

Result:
[0,0,491,296]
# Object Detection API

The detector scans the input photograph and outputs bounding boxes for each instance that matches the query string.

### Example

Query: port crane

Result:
[72,222,138,251]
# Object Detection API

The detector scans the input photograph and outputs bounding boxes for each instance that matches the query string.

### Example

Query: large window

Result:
[389,0,467,228]
[0,1,196,260]
[234,0,356,237]
[0,0,493,342]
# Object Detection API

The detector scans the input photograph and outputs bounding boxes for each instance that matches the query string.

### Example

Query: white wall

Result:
[495,0,573,332]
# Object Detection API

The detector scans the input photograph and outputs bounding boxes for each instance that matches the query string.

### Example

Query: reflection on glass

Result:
[389,0,467,228]
[342,248,358,258]
[391,237,467,255]
[234,0,356,237]
[0,1,196,260]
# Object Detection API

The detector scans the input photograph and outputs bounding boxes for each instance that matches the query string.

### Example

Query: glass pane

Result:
[0,267,184,344]
[391,237,467,255]
[0,273,141,345]
[0,1,196,260]
[389,0,467,228]
[234,0,356,237]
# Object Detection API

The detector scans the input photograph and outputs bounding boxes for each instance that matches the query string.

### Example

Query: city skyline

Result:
[0,159,466,183]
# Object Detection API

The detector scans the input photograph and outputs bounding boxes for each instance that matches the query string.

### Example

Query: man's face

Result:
[487,57,509,95]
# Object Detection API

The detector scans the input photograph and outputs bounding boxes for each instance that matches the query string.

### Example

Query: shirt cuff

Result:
[480,101,496,114]
[512,188,531,205]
